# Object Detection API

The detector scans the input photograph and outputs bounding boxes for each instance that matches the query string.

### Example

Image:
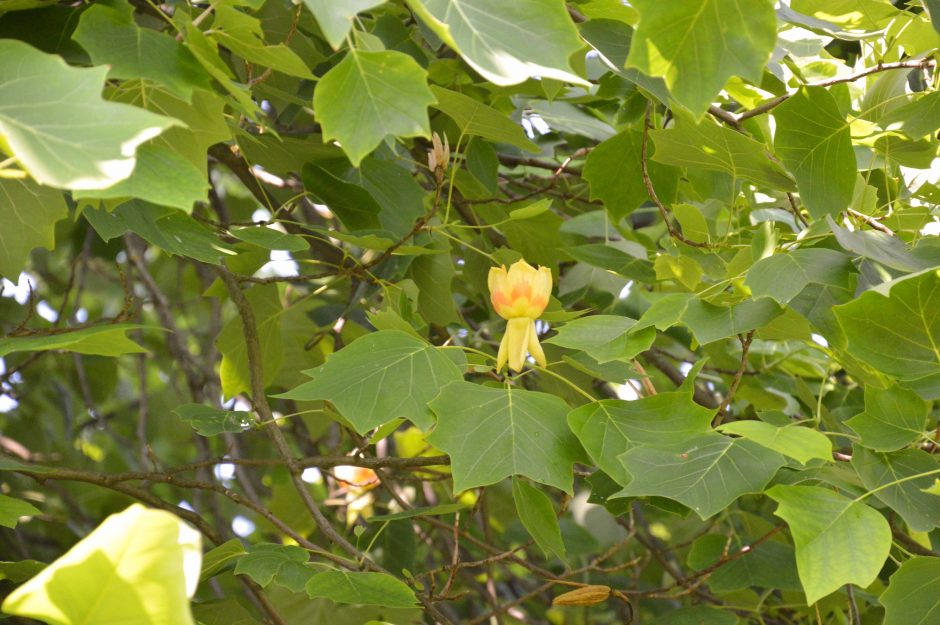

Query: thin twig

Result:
[713,331,755,425]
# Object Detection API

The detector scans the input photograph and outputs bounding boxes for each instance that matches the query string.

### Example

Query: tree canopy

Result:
[1,1,939,624]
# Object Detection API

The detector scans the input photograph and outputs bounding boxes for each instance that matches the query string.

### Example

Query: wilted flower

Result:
[428,131,450,185]
[488,259,552,373]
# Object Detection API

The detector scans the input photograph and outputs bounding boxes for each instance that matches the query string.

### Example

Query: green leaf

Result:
[73,145,208,212]
[84,201,234,264]
[852,446,940,532]
[562,243,657,282]
[846,384,931,452]
[545,315,655,363]
[305,571,418,608]
[512,478,566,561]
[880,556,940,625]
[881,91,940,139]
[0,324,147,358]
[303,0,386,49]
[0,494,39,528]
[211,6,314,79]
[0,177,68,279]
[829,216,930,272]
[302,164,383,231]
[365,503,468,522]
[429,86,537,152]
[834,269,940,398]
[773,87,855,219]
[0,39,178,190]
[200,539,246,583]
[1,504,201,625]
[791,0,899,30]
[649,606,739,625]
[626,0,778,116]
[680,298,783,345]
[651,109,796,191]
[615,433,785,519]
[718,421,832,465]
[230,226,309,252]
[72,3,210,101]
[766,484,891,604]
[0,560,46,583]
[567,393,714,486]
[427,382,584,493]
[218,284,283,398]
[277,330,465,433]
[404,0,588,86]
[234,544,313,593]
[687,532,801,592]
[173,404,253,436]
[582,129,679,220]
[314,49,434,166]
[745,248,854,305]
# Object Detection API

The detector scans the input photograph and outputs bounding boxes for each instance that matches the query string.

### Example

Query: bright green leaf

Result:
[626,0,778,116]
[303,0,386,49]
[405,0,588,86]
[766,484,891,604]
[314,49,435,166]
[230,227,309,252]
[717,421,832,465]
[1,504,201,625]
[0,39,178,190]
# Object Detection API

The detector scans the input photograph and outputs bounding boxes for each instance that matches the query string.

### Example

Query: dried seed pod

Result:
[551,584,611,607]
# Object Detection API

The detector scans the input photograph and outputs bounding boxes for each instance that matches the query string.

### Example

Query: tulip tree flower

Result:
[488,259,552,372]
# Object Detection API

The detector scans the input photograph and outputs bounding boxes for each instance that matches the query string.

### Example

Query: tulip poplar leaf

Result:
[626,0,778,116]
[846,384,931,452]
[651,109,796,191]
[767,485,891,604]
[717,421,832,465]
[405,0,588,86]
[305,571,418,608]
[277,330,465,433]
[568,393,714,485]
[0,39,178,190]
[1,504,201,625]
[615,433,785,519]
[428,382,584,494]
[313,49,435,166]
[0,177,68,279]
[880,557,940,625]
[774,87,856,218]
[852,446,940,532]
